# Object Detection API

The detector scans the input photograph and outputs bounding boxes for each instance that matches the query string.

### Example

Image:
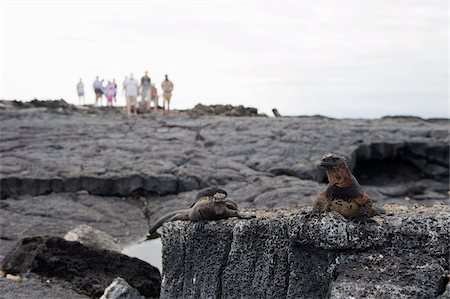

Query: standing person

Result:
[105,81,116,107]
[93,76,104,107]
[121,76,128,107]
[161,74,174,113]
[124,74,139,116]
[112,79,118,105]
[141,71,151,112]
[150,83,159,112]
[122,76,128,94]
[76,79,85,105]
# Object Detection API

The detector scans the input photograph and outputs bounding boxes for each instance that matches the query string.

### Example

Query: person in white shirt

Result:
[76,79,84,105]
[124,73,139,116]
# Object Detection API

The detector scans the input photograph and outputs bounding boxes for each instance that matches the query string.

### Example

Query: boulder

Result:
[100,277,145,299]
[64,224,122,252]
[188,103,261,117]
[1,236,161,298]
[159,205,449,299]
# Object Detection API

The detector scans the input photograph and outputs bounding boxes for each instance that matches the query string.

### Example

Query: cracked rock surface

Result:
[1,100,448,201]
[160,205,450,299]
[0,100,448,298]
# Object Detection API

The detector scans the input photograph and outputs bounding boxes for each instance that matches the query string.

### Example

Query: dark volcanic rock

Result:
[0,274,91,299]
[1,236,161,298]
[0,193,149,261]
[0,99,123,116]
[0,100,448,264]
[160,205,450,299]
[188,103,262,117]
[0,100,448,202]
[0,99,448,297]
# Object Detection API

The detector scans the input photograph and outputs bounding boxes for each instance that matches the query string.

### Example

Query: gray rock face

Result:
[0,193,149,261]
[160,205,449,299]
[0,100,448,297]
[1,236,161,298]
[0,274,91,299]
[187,103,262,117]
[64,224,122,252]
[100,277,145,299]
[1,100,448,203]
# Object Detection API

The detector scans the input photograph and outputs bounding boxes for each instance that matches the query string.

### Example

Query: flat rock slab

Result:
[1,102,448,201]
[0,100,448,297]
[1,236,161,298]
[0,193,148,261]
[0,274,91,299]
[160,205,449,299]
[64,224,122,252]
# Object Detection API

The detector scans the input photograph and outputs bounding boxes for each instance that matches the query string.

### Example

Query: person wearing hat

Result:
[140,71,151,112]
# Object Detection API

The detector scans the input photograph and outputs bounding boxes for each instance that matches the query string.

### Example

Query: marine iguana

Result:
[147,186,254,236]
[312,153,382,221]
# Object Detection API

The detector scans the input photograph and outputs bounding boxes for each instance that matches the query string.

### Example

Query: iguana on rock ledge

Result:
[147,187,254,237]
[312,153,383,221]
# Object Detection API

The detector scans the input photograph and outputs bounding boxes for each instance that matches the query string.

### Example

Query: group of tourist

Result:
[76,72,174,116]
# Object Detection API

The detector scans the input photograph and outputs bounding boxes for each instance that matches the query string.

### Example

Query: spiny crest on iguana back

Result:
[195,186,227,200]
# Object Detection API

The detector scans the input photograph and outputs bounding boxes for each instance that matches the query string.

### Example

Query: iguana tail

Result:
[148,210,188,235]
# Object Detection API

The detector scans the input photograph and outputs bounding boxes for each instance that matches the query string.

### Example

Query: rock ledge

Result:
[160,205,449,299]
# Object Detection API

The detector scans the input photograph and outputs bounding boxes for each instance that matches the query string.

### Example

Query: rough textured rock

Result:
[64,224,122,252]
[1,236,161,298]
[439,282,450,299]
[1,100,447,201]
[0,274,91,299]
[160,205,449,299]
[0,99,448,297]
[100,277,145,299]
[187,103,262,117]
[0,193,148,261]
[0,99,123,116]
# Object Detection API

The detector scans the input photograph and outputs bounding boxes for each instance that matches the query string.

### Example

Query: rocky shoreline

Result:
[0,99,448,298]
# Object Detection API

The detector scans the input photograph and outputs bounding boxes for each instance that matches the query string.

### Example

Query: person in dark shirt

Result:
[141,71,151,112]
[112,79,117,105]
[93,76,104,107]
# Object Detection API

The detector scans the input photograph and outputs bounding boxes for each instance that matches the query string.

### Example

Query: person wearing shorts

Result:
[150,83,159,112]
[93,76,104,106]
[161,74,174,113]
[105,81,116,107]
[112,79,117,104]
[124,74,139,116]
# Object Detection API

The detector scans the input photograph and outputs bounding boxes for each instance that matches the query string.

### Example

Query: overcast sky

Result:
[0,0,448,118]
